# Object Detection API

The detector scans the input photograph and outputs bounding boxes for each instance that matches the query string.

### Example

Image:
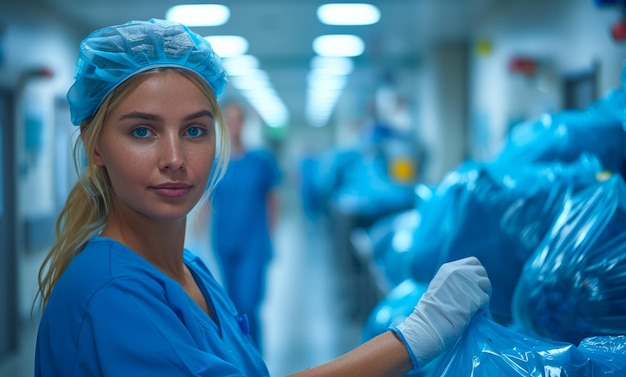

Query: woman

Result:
[209,100,281,350]
[34,19,491,376]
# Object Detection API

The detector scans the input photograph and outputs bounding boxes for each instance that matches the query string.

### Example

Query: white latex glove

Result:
[395,256,491,369]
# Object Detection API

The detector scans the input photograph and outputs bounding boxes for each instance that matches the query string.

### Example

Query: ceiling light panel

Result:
[166,4,230,27]
[313,35,365,57]
[204,36,248,57]
[317,3,380,25]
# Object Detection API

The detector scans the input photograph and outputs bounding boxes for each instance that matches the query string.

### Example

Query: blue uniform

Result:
[211,149,281,347]
[212,149,280,258]
[35,237,269,377]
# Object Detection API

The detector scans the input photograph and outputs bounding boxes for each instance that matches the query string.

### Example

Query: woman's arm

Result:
[288,256,491,377]
[288,331,411,377]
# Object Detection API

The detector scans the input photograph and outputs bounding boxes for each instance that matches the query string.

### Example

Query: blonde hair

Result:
[35,68,230,310]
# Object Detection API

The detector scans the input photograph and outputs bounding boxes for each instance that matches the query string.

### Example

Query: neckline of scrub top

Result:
[91,235,223,337]
[186,262,223,337]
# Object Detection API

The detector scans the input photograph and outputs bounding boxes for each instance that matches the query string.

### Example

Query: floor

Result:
[262,191,364,375]
[0,186,366,377]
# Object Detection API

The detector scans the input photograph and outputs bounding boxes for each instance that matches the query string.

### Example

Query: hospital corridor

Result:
[3,0,626,376]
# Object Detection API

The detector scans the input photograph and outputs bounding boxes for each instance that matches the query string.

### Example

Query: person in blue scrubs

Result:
[34,18,492,377]
[210,100,281,351]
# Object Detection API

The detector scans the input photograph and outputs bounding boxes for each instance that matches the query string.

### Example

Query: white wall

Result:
[415,42,469,184]
[0,7,81,318]
[468,0,626,159]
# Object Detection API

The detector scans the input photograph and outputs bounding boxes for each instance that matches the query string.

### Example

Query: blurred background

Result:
[2,0,626,376]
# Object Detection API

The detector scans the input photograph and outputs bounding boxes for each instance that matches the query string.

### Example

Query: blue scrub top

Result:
[35,237,269,377]
[211,149,281,260]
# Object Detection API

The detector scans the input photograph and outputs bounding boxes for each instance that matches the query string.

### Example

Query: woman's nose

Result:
[158,134,185,171]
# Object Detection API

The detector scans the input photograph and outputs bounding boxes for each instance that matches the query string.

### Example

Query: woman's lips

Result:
[151,183,192,198]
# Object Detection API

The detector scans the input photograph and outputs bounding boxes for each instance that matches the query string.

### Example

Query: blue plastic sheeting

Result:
[407,155,602,322]
[313,148,363,205]
[362,185,435,287]
[364,208,426,287]
[314,147,416,219]
[329,150,416,218]
[361,278,428,342]
[513,174,626,344]
[496,88,626,176]
[433,314,626,376]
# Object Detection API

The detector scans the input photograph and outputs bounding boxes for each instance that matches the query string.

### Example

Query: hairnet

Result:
[67,18,227,125]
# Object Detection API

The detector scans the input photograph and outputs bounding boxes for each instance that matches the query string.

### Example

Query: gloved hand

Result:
[394,256,491,370]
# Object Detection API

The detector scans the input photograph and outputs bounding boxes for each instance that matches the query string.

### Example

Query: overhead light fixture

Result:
[305,57,353,127]
[166,4,230,27]
[310,56,354,75]
[227,64,289,128]
[204,36,248,57]
[317,3,380,25]
[229,69,270,91]
[222,55,260,76]
[313,34,365,57]
[247,90,289,128]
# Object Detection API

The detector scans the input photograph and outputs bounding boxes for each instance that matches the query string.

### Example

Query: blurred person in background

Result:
[208,99,281,350]
[33,18,491,377]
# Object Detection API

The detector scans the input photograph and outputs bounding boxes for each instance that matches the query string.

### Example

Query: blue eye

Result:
[186,127,205,138]
[131,127,151,138]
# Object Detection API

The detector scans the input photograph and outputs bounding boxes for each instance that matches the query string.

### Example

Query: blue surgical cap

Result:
[67,18,228,125]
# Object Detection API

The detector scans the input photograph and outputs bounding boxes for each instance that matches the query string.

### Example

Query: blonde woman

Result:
[35,19,491,377]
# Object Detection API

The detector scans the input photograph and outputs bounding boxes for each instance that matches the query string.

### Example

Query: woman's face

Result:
[223,103,244,141]
[94,70,216,222]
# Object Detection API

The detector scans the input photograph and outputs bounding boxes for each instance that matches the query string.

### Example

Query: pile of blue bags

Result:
[361,69,626,375]
[310,123,420,221]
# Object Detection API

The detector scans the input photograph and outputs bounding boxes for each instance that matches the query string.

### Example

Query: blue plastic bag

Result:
[432,314,626,376]
[496,104,625,174]
[361,278,427,342]
[366,209,424,287]
[330,153,416,219]
[409,155,602,322]
[578,335,626,374]
[513,173,626,344]
[362,185,435,286]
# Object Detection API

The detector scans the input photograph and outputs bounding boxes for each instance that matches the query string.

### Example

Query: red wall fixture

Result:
[611,18,626,41]
[508,57,538,76]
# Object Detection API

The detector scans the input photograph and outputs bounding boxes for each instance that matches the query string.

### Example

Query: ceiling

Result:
[37,0,505,127]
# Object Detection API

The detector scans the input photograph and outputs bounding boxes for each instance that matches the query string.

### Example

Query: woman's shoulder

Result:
[47,237,171,310]
[63,237,154,284]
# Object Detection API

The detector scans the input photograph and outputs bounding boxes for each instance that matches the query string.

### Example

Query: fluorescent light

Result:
[317,3,380,25]
[222,55,260,76]
[229,69,270,91]
[204,36,248,57]
[308,73,347,91]
[305,67,349,127]
[310,56,354,75]
[166,4,230,27]
[313,34,365,57]
[227,66,289,128]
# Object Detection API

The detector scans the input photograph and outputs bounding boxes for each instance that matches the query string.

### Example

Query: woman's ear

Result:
[80,122,105,167]
[92,145,105,167]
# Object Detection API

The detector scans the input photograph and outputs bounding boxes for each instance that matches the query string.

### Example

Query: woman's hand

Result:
[395,256,491,369]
